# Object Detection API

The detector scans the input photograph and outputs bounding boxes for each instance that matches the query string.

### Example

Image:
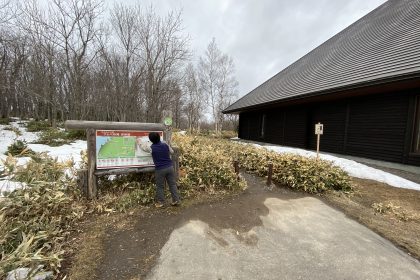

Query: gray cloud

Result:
[106,0,387,97]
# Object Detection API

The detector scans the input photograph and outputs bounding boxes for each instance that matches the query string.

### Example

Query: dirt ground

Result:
[66,173,420,280]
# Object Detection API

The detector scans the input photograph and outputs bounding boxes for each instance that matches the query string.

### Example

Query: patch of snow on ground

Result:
[27,140,86,165]
[0,126,16,155]
[18,130,40,143]
[254,144,420,191]
[0,180,27,195]
[0,119,86,196]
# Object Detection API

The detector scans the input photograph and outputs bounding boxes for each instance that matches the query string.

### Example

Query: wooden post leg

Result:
[173,146,180,182]
[316,134,320,160]
[87,128,97,199]
[267,162,273,186]
[77,169,88,196]
[233,160,239,180]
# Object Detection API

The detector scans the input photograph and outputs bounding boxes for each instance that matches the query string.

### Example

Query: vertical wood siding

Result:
[284,108,308,148]
[237,90,419,166]
[346,94,409,162]
[265,110,284,144]
[308,102,347,153]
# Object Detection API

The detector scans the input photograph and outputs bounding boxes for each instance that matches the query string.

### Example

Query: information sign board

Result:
[96,130,163,169]
[315,123,324,135]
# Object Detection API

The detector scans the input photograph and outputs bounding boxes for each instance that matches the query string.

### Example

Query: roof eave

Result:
[222,72,420,114]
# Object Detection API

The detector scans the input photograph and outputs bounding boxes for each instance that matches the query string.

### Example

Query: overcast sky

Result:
[105,0,387,98]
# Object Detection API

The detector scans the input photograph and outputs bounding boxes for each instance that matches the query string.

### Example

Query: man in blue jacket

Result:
[148,132,180,208]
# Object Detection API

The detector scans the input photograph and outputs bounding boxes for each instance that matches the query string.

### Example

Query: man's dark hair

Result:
[148,132,161,144]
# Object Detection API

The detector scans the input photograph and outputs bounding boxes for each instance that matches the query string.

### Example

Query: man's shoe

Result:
[155,202,164,208]
[171,201,181,206]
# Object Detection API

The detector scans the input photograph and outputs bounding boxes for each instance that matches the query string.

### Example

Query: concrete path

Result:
[146,196,420,279]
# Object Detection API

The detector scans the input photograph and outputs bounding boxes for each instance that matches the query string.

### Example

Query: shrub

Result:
[0,117,10,125]
[113,181,155,211]
[0,154,83,278]
[26,120,51,132]
[174,135,246,196]
[65,129,86,140]
[5,140,35,157]
[174,135,352,194]
[90,173,156,213]
[35,129,86,146]
[13,153,72,183]
[35,129,69,146]
[236,144,352,193]
[221,130,237,139]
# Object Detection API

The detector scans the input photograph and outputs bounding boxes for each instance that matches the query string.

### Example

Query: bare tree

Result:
[0,35,27,118]
[99,3,145,121]
[47,0,103,120]
[138,6,190,122]
[198,38,238,134]
[18,1,58,124]
[0,0,17,26]
[0,1,194,124]
[0,0,19,118]
[183,63,203,132]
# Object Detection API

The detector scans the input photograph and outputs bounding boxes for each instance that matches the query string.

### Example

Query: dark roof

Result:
[224,0,420,113]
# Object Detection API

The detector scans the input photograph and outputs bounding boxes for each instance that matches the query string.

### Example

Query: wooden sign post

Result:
[161,111,180,182]
[315,122,324,160]
[65,120,173,199]
[162,110,173,146]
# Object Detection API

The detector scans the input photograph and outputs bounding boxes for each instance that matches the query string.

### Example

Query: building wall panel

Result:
[265,110,284,144]
[308,102,347,153]
[284,108,307,148]
[237,90,419,166]
[346,94,409,162]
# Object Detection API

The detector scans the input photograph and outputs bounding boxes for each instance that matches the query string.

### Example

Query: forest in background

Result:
[0,0,239,132]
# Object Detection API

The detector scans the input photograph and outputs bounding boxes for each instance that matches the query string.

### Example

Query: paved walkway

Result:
[146,175,420,280]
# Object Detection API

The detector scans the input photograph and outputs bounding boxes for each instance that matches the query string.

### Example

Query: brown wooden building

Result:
[223,0,420,166]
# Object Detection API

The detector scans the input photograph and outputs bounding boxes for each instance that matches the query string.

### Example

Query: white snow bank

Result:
[0,120,87,196]
[0,121,40,155]
[27,140,86,164]
[0,180,27,195]
[17,130,40,143]
[252,144,420,191]
[0,126,17,155]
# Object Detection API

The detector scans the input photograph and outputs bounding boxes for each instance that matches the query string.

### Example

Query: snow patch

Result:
[0,126,17,155]
[0,119,87,196]
[0,180,27,196]
[27,140,86,164]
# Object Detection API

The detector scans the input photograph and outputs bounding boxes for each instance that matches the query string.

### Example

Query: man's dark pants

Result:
[155,166,180,203]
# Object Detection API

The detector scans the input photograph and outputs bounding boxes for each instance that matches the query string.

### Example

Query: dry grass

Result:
[65,217,107,280]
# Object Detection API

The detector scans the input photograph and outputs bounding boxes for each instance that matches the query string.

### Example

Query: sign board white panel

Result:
[315,123,324,135]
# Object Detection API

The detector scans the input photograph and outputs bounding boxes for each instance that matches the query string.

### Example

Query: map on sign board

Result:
[96,130,163,169]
